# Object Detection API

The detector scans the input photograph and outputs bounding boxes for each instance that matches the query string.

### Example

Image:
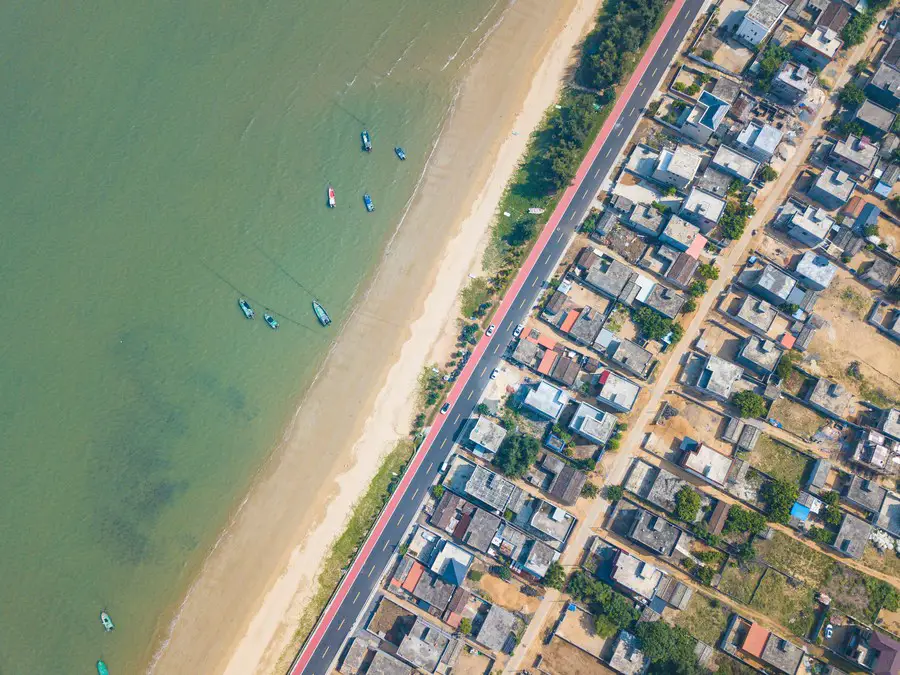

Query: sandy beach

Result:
[148,0,604,672]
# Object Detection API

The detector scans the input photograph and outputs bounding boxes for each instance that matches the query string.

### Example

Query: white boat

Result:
[327,185,336,208]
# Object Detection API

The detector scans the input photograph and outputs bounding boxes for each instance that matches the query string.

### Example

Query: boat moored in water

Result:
[361,130,372,152]
[264,313,279,330]
[100,610,115,632]
[238,299,255,319]
[312,300,332,326]
[97,660,110,675]
[394,147,406,160]
[363,194,374,212]
[327,185,336,208]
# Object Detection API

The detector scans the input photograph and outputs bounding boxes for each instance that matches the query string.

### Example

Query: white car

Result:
[490,368,499,380]
[825,624,833,640]
[879,19,888,30]
[513,323,524,338]
[440,402,451,414]
[486,324,496,337]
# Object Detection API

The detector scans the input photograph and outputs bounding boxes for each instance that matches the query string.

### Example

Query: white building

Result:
[736,0,788,46]
[652,145,702,190]
[735,121,783,162]
[679,187,725,233]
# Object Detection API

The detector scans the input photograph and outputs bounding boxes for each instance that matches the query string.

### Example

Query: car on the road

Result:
[513,323,524,338]
[486,324,496,337]
[490,368,499,380]
[825,624,834,640]
[440,402,451,414]
[879,18,888,29]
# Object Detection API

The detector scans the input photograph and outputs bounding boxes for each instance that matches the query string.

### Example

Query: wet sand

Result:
[149,0,604,672]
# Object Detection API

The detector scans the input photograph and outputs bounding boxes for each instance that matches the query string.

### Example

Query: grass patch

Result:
[823,563,897,622]
[862,546,900,578]
[460,277,492,319]
[747,435,813,484]
[290,439,416,648]
[673,592,731,644]
[755,531,834,586]
[768,397,828,439]
[749,569,817,639]
[860,381,897,408]
[717,561,765,604]
[838,284,869,318]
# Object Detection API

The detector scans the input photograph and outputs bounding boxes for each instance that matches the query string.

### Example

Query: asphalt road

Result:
[289,2,705,672]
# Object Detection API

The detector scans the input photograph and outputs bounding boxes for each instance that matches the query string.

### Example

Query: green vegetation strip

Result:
[747,435,812,485]
[749,569,817,639]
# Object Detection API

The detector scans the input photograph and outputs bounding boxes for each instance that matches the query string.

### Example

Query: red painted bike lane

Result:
[290,1,686,671]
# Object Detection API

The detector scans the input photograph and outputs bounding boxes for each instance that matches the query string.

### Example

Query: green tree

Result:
[732,391,768,419]
[432,484,445,500]
[775,350,799,381]
[606,485,624,502]
[822,491,843,526]
[701,48,714,60]
[544,561,566,589]
[635,621,700,675]
[756,43,789,91]
[458,617,473,635]
[760,479,799,525]
[698,263,719,280]
[719,200,755,240]
[493,433,540,478]
[843,11,875,47]
[675,485,702,522]
[631,306,675,341]
[683,298,697,313]
[759,165,778,182]
[838,82,867,108]
[688,279,708,298]
[864,222,879,237]
[581,481,600,499]
[809,526,836,545]
[475,402,491,416]
[497,565,512,581]
[723,505,767,536]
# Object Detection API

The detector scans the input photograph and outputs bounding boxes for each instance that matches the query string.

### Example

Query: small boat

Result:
[100,610,115,632]
[264,313,279,330]
[97,660,110,675]
[313,300,332,326]
[238,299,255,319]
[327,185,336,208]
[361,129,372,152]
[394,147,406,161]
[363,194,374,212]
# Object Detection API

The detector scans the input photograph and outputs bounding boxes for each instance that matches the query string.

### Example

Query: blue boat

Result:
[394,147,406,160]
[361,130,372,152]
[97,660,110,675]
[264,313,279,330]
[363,194,374,212]
[238,299,255,319]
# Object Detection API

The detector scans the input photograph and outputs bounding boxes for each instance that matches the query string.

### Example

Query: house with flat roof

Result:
[861,257,898,289]
[625,144,660,179]
[808,167,856,209]
[833,513,872,559]
[584,257,637,300]
[795,251,837,290]
[771,62,815,105]
[787,205,833,247]
[737,0,788,46]
[679,188,725,233]
[866,63,900,111]
[745,264,798,305]
[475,605,518,653]
[855,100,896,140]
[568,400,617,445]
[609,631,649,675]
[733,294,777,334]
[879,408,900,442]
[844,475,887,514]
[611,550,663,600]
[341,642,414,675]
[878,492,900,538]
[806,459,831,495]
[412,568,456,613]
[595,369,641,412]
[643,284,685,319]
[628,508,686,557]
[652,145,702,190]
[737,336,781,375]
[607,337,654,378]
[794,26,842,69]
[760,634,805,674]
[851,429,900,476]
[830,135,878,176]
[711,145,760,182]
[528,499,575,546]
[645,465,688,513]
[522,380,571,421]
[680,443,734,488]
[736,121,783,161]
[628,203,665,237]
[461,508,502,553]
[665,251,700,289]
[660,215,700,251]
[464,464,519,513]
[806,377,853,420]
[468,417,507,457]
[568,306,605,345]
[396,615,459,673]
[522,539,557,578]
[690,354,744,401]
[679,91,731,144]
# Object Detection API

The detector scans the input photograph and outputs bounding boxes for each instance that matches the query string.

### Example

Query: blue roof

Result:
[443,559,467,586]
[699,91,729,130]
[854,203,881,231]
[790,502,811,521]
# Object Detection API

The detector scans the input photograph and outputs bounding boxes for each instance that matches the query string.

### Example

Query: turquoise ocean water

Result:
[0,0,503,670]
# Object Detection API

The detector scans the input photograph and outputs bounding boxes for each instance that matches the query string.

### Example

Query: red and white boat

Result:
[327,185,336,208]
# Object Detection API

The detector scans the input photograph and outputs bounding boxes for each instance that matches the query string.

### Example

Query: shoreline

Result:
[148,0,605,672]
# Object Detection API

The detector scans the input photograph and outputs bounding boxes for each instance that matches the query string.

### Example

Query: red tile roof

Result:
[780,333,796,349]
[401,561,424,593]
[741,622,770,658]
[537,333,557,350]
[686,235,708,260]
[561,309,581,333]
[537,350,557,375]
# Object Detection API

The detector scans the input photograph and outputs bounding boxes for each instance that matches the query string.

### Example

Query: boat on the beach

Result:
[327,185,336,208]
[394,147,406,160]
[363,193,374,212]
[264,313,279,330]
[312,300,332,326]
[100,610,115,632]
[97,660,110,675]
[238,299,255,319]
[361,129,372,152]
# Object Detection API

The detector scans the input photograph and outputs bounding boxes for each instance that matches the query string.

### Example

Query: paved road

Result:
[288,1,705,672]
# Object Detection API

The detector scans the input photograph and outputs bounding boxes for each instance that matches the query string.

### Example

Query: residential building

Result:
[808,167,856,209]
[665,251,699,289]
[735,121,784,161]
[522,539,557,578]
[644,465,689,513]
[568,306,605,346]
[711,145,760,182]
[549,353,580,388]
[833,513,872,559]
[412,568,456,613]
[643,284,686,319]
[474,605,517,653]
[855,99,896,140]
[652,145,702,190]
[830,135,878,176]
[851,429,900,476]
[584,257,637,300]
[844,475,887,514]
[709,500,731,535]
[680,91,731,144]
[396,615,459,673]
[527,498,575,546]
[787,205,834,247]
[866,63,900,111]
[691,354,744,401]
[569,400,617,445]
[771,62,815,105]
[545,462,586,506]
[680,442,734,488]
[510,337,541,369]
[736,0,788,46]
[793,26,842,69]
[628,203,665,237]
[744,263,797,305]
[879,408,900,442]
[464,464,519,513]
[628,508,687,557]
[609,631,649,675]
[863,631,900,674]
[595,369,641,413]
[807,458,832,493]
[697,165,734,197]
[795,251,837,290]
[861,258,898,289]
[739,621,771,661]
[737,335,781,375]
[679,188,725,233]
[468,417,507,457]
[341,642,414,675]
[625,144,660,178]
[732,295,777,335]
[611,550,663,600]
[806,377,853,420]
[523,380,571,420]
[660,215,701,251]
[607,337,654,378]
[429,539,473,586]
[760,634,805,675]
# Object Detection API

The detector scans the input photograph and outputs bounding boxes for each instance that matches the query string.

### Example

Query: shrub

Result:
[475,402,491,416]
[732,391,768,419]
[606,485,624,502]
[695,565,715,585]
[809,526,836,545]
[675,485,701,522]
[688,279,708,297]
[698,263,719,280]
[582,481,600,499]
[724,505,767,536]
[759,165,778,182]
[432,485,445,500]
[775,350,799,381]
[459,617,473,635]
[544,561,566,589]
[683,298,697,313]
[760,479,799,525]
[493,433,540,478]
[497,565,512,581]
[701,48,714,60]
[467,569,484,582]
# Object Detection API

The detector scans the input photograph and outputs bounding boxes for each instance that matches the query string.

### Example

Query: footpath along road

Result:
[288,0,705,672]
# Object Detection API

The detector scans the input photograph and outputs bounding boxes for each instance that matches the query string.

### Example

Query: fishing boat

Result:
[394,147,406,160]
[97,660,110,675]
[238,299,255,319]
[327,185,336,208]
[264,313,279,330]
[361,129,372,152]
[100,610,115,632]
[363,193,374,212]
[312,300,332,326]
